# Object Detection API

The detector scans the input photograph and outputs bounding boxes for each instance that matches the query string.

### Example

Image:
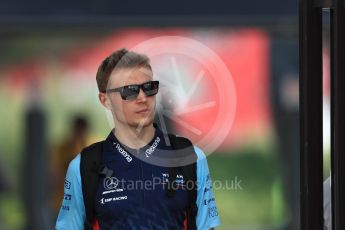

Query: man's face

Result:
[102,67,156,130]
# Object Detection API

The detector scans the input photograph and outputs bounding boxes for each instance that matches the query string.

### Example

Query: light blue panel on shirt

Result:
[55,154,85,230]
[194,146,221,230]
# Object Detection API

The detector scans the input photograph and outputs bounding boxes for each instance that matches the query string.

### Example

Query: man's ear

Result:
[98,93,112,110]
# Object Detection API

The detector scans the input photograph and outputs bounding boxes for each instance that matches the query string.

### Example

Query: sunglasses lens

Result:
[120,81,159,100]
[143,81,159,96]
[121,85,139,100]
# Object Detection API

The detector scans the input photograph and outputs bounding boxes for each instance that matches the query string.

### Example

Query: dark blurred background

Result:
[0,1,331,230]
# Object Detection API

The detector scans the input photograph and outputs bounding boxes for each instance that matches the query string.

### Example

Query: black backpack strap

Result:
[167,134,198,230]
[80,141,104,230]
[181,161,197,230]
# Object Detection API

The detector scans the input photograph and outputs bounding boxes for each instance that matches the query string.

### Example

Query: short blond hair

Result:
[96,48,152,92]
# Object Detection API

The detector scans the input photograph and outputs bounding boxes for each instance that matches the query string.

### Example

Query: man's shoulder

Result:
[165,132,192,144]
[68,154,81,173]
[165,132,206,161]
[81,141,104,154]
[193,145,206,161]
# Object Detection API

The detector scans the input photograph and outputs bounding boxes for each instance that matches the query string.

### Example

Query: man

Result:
[55,48,221,229]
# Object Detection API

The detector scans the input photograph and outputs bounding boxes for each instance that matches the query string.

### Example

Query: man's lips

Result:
[136,109,150,113]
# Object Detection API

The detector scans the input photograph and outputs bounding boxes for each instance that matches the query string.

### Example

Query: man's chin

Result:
[130,117,154,131]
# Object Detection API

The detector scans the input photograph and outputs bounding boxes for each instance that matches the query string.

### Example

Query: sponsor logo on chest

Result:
[162,173,185,187]
[114,143,133,162]
[100,196,128,205]
[145,136,160,158]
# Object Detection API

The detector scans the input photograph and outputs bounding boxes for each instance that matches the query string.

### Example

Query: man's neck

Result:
[113,122,155,149]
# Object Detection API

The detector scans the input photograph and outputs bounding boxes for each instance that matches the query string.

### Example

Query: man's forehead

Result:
[109,67,153,86]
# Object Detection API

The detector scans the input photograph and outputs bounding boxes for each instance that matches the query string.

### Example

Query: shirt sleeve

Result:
[55,154,85,230]
[194,146,221,229]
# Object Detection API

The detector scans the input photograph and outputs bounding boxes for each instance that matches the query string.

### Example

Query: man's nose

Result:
[136,88,147,102]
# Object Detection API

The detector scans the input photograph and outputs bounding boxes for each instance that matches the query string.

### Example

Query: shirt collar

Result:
[103,124,171,162]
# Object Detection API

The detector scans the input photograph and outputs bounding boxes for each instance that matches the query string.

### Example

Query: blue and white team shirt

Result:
[56,127,221,230]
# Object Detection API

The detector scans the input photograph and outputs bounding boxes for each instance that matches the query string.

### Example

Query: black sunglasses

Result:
[105,80,159,100]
